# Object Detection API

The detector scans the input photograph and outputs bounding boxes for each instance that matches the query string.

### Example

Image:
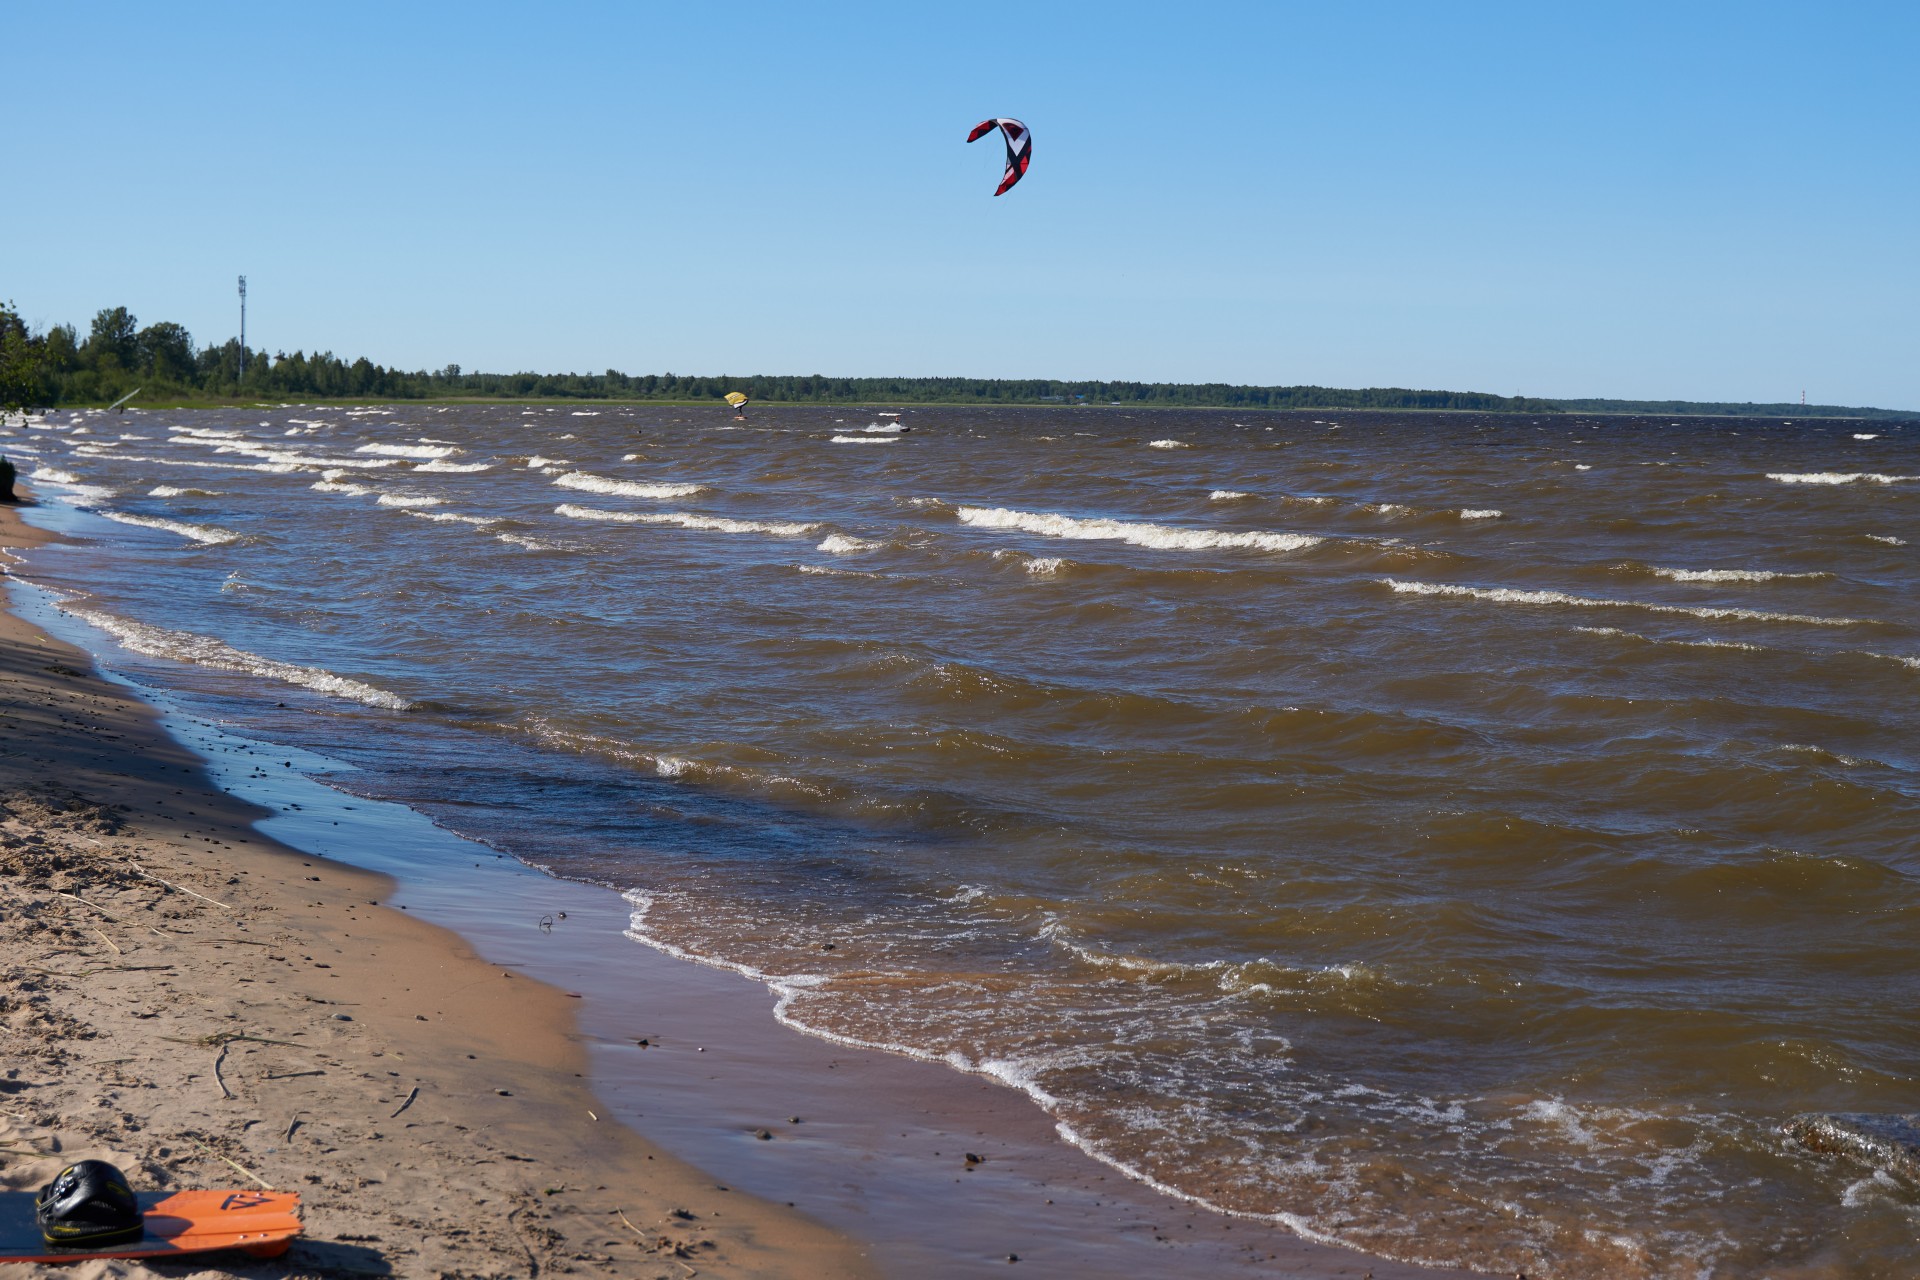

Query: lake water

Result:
[6,403,1918,1277]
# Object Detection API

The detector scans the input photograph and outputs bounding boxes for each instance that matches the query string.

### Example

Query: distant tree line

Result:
[3,301,1909,419]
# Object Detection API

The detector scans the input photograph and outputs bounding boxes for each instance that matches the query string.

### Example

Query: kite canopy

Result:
[967,117,1031,196]
[723,392,749,409]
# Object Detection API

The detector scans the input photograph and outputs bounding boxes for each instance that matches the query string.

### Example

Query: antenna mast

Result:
[237,275,248,380]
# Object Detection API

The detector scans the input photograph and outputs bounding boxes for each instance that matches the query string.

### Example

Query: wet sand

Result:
[2,484,1468,1279]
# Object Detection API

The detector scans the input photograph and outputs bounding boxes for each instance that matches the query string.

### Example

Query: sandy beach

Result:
[2,481,1472,1279]
[1,489,877,1277]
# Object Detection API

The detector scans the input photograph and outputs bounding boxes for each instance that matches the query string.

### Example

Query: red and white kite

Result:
[967,117,1031,196]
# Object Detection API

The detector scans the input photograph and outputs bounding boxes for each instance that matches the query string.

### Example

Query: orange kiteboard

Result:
[0,1190,301,1263]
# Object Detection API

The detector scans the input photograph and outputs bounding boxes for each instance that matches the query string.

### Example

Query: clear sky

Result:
[6,1,1916,407]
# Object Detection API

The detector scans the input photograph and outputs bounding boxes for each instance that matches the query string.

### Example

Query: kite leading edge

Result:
[967,118,1031,196]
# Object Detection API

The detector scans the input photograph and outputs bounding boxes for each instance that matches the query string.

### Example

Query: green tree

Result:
[83,306,139,371]
[0,301,45,416]
[138,321,196,381]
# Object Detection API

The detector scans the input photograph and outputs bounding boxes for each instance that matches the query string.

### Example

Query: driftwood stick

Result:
[129,862,232,910]
[182,1135,272,1190]
[390,1086,420,1119]
[213,1043,234,1099]
[55,891,123,921]
[90,927,122,955]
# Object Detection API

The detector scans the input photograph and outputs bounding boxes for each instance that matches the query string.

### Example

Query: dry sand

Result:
[1,493,874,1277]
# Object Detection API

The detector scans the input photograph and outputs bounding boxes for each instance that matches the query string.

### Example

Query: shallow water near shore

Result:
[5,403,1919,1276]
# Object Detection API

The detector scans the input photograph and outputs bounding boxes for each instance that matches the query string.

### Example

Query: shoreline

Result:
[2,485,1469,1278]
[1,487,873,1279]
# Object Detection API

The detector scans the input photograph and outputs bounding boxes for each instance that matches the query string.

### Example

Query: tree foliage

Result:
[0,299,1910,419]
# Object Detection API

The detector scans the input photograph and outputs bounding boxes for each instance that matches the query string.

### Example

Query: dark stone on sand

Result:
[1785,1112,1920,1187]
[0,454,15,502]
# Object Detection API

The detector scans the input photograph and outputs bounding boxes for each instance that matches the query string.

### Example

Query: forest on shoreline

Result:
[4,301,1910,420]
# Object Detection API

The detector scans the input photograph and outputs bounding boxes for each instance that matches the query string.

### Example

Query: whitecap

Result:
[59,604,412,709]
[1853,433,1879,441]
[1865,534,1907,546]
[1458,509,1503,520]
[1767,472,1919,485]
[375,493,442,508]
[554,503,819,537]
[414,459,493,473]
[1649,567,1826,583]
[1147,439,1191,449]
[831,435,897,444]
[552,471,705,499]
[403,511,500,526]
[94,512,242,545]
[1386,579,1863,626]
[817,534,882,554]
[956,505,1321,554]
[1210,490,1255,501]
[148,485,219,498]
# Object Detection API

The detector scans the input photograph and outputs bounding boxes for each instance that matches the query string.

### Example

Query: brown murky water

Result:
[7,404,1918,1276]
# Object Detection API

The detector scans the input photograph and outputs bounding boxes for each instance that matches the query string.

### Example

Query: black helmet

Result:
[35,1160,143,1249]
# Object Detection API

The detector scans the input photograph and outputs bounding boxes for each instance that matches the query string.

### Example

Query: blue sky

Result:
[6,1,1916,407]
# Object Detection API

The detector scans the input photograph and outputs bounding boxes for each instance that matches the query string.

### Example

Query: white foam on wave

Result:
[403,510,500,527]
[817,534,882,554]
[29,468,117,502]
[1865,534,1907,546]
[1386,579,1864,626]
[1866,651,1920,672]
[374,493,442,508]
[617,893,1347,1253]
[1147,439,1191,449]
[554,503,820,537]
[494,532,572,552]
[864,422,907,433]
[956,505,1322,554]
[210,441,402,469]
[310,481,375,496]
[1210,490,1255,501]
[1767,472,1919,485]
[148,485,219,498]
[1649,567,1827,583]
[1853,434,1879,441]
[524,455,566,469]
[831,435,897,444]
[1458,508,1503,520]
[552,471,705,499]
[1574,464,1593,471]
[94,512,242,545]
[103,453,302,474]
[1572,626,1765,652]
[354,442,458,459]
[56,602,414,709]
[414,459,493,473]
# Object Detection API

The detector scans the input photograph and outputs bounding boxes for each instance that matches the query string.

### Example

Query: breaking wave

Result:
[552,471,706,499]
[553,503,820,537]
[1383,579,1866,626]
[956,506,1321,554]
[1766,472,1920,485]
[57,602,414,709]
[95,512,241,545]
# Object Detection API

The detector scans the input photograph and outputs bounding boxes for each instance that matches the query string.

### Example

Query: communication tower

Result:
[238,275,248,379]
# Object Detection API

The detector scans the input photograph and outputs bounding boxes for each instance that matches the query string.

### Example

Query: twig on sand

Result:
[213,1043,234,1099]
[129,862,231,910]
[505,1205,541,1278]
[182,1135,272,1190]
[27,963,172,979]
[90,927,121,955]
[166,1032,300,1050]
[389,1086,420,1119]
[54,891,123,921]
